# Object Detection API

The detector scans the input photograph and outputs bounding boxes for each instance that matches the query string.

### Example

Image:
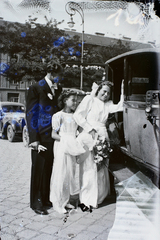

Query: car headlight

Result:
[145,106,151,113]
[17,118,23,124]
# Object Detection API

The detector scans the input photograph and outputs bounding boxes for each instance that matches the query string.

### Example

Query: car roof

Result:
[0,102,25,107]
[105,48,160,64]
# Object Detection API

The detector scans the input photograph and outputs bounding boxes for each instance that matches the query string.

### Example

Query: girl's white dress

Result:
[74,95,123,208]
[50,111,85,214]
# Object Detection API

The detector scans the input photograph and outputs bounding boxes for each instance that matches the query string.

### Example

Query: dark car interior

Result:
[2,105,25,113]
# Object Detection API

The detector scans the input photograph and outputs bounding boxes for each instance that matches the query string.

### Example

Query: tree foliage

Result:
[0,17,82,83]
[0,17,131,90]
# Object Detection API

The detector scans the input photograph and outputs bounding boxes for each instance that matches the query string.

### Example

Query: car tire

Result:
[22,125,29,147]
[7,125,15,142]
[1,130,7,139]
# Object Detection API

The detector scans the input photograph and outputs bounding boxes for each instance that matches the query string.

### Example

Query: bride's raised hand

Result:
[121,79,124,96]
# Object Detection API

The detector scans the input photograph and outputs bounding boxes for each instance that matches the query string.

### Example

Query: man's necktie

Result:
[51,86,55,96]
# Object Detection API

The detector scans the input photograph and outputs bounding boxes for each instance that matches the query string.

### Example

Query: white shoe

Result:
[56,207,67,214]
[66,203,75,209]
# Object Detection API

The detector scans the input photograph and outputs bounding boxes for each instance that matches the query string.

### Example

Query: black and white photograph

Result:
[0,0,160,239]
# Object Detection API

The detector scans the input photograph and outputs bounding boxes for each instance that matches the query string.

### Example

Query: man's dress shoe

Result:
[44,201,53,210]
[34,208,48,215]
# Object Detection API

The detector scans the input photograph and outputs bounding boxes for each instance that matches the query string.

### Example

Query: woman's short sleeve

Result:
[52,111,62,132]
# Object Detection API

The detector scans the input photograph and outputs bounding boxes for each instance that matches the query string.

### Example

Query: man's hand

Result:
[29,141,40,151]
[38,145,47,153]
[29,141,47,153]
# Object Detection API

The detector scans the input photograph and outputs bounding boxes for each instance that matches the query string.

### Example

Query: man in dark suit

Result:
[26,57,63,215]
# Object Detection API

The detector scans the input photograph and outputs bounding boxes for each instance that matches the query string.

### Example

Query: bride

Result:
[73,80,124,211]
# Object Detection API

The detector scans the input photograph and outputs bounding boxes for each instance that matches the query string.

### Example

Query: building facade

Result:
[0,53,33,104]
[0,53,34,105]
[0,28,153,105]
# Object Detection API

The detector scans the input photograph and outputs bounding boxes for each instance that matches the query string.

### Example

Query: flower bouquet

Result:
[93,137,113,171]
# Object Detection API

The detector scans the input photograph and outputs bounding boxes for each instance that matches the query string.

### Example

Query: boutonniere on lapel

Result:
[47,93,53,100]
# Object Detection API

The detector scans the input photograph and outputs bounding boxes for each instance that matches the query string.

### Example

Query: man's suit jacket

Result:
[26,79,62,144]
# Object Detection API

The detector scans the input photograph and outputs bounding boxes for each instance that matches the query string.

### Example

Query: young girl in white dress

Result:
[50,90,86,214]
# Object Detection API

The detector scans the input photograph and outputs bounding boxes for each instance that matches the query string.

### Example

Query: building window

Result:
[11,80,19,85]
[8,93,19,102]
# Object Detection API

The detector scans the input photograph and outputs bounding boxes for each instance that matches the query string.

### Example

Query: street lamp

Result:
[67,15,75,28]
[65,1,84,90]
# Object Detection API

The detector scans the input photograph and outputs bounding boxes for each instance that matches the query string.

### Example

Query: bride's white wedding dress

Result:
[74,95,123,208]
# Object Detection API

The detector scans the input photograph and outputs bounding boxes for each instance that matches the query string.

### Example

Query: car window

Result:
[12,105,25,113]
[2,106,11,112]
[2,105,25,113]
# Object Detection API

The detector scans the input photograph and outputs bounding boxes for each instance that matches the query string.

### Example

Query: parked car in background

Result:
[0,101,26,142]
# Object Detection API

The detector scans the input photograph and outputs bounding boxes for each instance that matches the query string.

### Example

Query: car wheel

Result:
[7,125,15,142]
[23,125,29,147]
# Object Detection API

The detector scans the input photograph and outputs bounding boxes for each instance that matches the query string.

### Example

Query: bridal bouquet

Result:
[93,137,113,171]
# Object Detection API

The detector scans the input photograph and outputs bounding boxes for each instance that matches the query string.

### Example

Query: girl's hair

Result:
[95,81,114,96]
[58,90,77,109]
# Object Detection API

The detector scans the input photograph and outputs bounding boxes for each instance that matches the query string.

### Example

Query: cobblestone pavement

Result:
[0,139,116,240]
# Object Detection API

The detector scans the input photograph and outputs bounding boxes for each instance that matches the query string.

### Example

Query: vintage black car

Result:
[105,48,160,186]
[0,101,26,142]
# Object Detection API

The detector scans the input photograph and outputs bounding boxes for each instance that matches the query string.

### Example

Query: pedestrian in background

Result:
[26,56,63,215]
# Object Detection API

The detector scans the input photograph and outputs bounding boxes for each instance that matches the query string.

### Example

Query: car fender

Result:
[21,118,26,129]
[5,120,17,131]
[2,121,12,136]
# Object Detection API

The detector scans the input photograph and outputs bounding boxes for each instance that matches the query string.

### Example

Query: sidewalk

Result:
[108,171,160,240]
[1,139,159,240]
[0,139,116,240]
